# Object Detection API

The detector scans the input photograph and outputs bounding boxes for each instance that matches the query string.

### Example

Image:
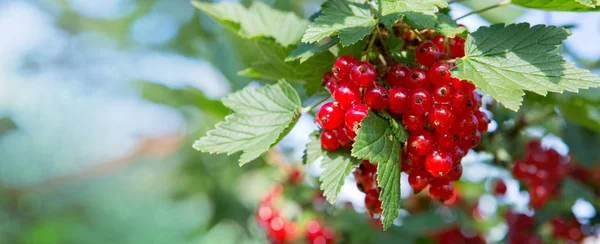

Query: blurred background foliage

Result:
[0,0,599,243]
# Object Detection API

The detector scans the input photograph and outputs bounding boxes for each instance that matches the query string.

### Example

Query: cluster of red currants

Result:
[352,161,383,224]
[255,185,336,244]
[504,211,542,244]
[317,34,487,204]
[511,141,570,208]
[433,226,485,244]
[550,216,588,242]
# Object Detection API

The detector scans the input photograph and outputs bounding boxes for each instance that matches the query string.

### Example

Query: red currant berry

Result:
[387,63,410,87]
[451,78,476,93]
[408,88,433,115]
[450,146,466,164]
[512,160,529,180]
[320,130,340,151]
[449,36,465,58]
[402,152,425,173]
[428,104,455,133]
[468,130,481,148]
[429,62,452,86]
[475,110,489,133]
[493,179,507,195]
[407,68,430,89]
[333,55,358,80]
[364,189,382,215]
[402,113,426,132]
[322,71,338,94]
[333,84,361,110]
[431,34,446,52]
[425,150,453,177]
[408,131,435,156]
[445,163,463,181]
[365,85,389,110]
[415,41,440,66]
[432,85,454,104]
[529,184,549,209]
[408,170,431,191]
[256,205,276,227]
[436,132,458,151]
[316,102,344,129]
[267,217,287,242]
[453,113,478,137]
[429,179,454,200]
[388,86,409,114]
[345,104,369,133]
[333,126,352,147]
[350,61,377,88]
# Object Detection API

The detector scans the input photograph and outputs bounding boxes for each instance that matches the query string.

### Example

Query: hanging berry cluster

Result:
[255,185,337,244]
[352,160,383,225]
[550,216,588,242]
[316,31,489,208]
[504,211,542,244]
[511,141,570,208]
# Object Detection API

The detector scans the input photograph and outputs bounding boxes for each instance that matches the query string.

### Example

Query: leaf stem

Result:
[365,32,378,56]
[301,95,330,114]
[456,0,511,20]
[375,25,392,65]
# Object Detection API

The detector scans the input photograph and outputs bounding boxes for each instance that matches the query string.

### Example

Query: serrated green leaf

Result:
[286,38,339,63]
[305,132,358,203]
[352,112,401,229]
[303,131,323,165]
[302,0,377,46]
[191,1,308,47]
[194,1,334,83]
[193,80,301,165]
[458,0,524,24]
[453,23,600,111]
[232,36,335,83]
[561,179,596,202]
[131,81,228,117]
[375,0,448,27]
[435,13,468,38]
[563,122,600,167]
[378,111,408,142]
[512,0,599,11]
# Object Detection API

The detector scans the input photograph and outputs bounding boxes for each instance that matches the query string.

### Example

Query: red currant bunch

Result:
[256,186,300,243]
[511,141,570,208]
[305,220,337,244]
[317,33,487,203]
[352,160,383,222]
[504,211,542,244]
[433,226,485,244]
[550,216,588,242]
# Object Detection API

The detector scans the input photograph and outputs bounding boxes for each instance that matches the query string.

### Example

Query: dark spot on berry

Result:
[440,70,447,76]
[419,47,427,53]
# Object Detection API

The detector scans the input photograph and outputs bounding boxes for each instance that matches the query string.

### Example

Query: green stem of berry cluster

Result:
[456,0,512,20]
[301,95,331,114]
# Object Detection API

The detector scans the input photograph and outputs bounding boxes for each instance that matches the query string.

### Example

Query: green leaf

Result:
[511,0,599,11]
[194,1,334,83]
[563,122,600,167]
[305,132,359,203]
[303,131,323,165]
[232,34,335,83]
[453,23,600,111]
[561,178,596,203]
[458,0,524,24]
[375,0,448,27]
[193,80,302,165]
[352,111,401,229]
[286,38,339,63]
[378,111,408,142]
[435,13,468,38]
[191,1,308,47]
[302,0,377,46]
[131,81,228,117]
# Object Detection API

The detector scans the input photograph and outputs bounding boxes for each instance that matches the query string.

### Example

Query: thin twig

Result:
[301,95,330,114]
[375,25,392,65]
[456,0,511,20]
